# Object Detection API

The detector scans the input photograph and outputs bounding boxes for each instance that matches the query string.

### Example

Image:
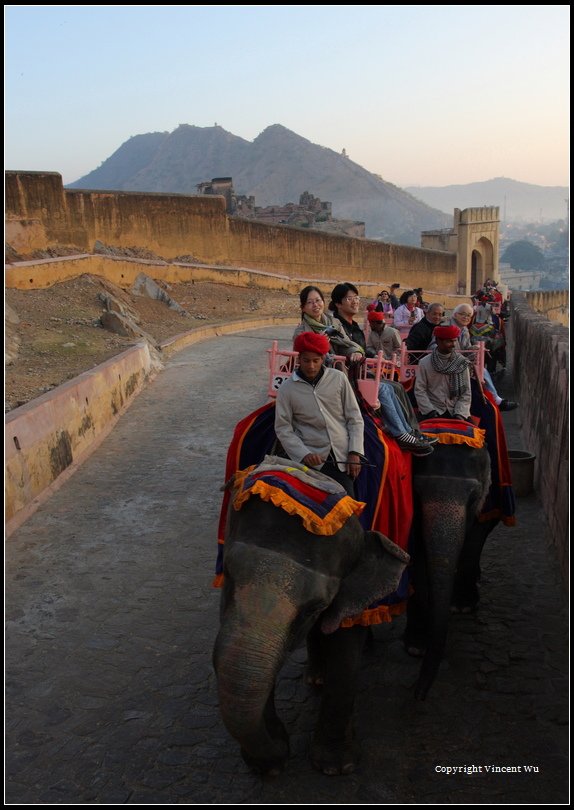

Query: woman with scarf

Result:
[393,290,424,331]
[414,325,473,421]
[293,285,365,363]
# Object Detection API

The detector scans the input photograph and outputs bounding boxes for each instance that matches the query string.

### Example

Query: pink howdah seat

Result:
[398,341,486,383]
[266,340,399,409]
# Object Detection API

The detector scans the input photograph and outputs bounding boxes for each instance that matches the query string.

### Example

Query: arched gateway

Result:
[421,206,500,296]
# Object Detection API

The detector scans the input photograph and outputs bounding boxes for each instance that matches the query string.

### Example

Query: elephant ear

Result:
[320,531,410,634]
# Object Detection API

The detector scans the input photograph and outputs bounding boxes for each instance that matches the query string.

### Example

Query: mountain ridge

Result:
[67,123,566,244]
[405,177,568,222]
[67,123,451,245]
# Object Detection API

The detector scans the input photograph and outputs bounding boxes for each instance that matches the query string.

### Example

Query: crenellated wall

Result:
[524,290,569,327]
[6,171,458,292]
[509,294,569,582]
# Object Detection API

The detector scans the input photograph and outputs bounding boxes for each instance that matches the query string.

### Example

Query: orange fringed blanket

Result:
[231,460,366,537]
[419,418,486,448]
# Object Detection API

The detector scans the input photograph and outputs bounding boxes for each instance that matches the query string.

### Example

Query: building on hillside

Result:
[196,178,365,237]
[498,262,542,291]
[195,177,254,215]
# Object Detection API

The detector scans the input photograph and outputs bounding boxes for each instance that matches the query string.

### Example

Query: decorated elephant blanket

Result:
[418,385,515,527]
[231,456,366,536]
[213,399,414,626]
[418,418,486,448]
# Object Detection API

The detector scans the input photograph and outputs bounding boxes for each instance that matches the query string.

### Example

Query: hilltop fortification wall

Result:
[509,294,569,581]
[5,171,458,291]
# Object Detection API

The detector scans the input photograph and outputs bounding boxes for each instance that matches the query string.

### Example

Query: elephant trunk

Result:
[213,584,298,769]
[414,493,468,701]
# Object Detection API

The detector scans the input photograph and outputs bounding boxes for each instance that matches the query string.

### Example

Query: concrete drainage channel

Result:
[5,316,297,538]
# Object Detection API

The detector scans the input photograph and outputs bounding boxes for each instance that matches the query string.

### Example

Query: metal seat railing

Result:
[398,341,486,383]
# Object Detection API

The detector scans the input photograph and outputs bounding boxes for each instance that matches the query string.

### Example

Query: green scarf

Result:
[302,312,328,332]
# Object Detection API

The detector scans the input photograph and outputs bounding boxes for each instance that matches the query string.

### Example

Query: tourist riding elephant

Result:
[405,439,498,700]
[212,490,410,776]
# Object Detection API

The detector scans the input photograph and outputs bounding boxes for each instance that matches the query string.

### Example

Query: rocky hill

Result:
[68,123,451,245]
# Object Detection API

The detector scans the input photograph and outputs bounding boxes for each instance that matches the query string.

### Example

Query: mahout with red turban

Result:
[433,325,461,340]
[367,310,384,323]
[293,332,331,355]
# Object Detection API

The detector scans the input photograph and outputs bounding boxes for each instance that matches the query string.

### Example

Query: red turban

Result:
[433,325,461,340]
[366,303,377,312]
[293,332,331,355]
[367,310,384,322]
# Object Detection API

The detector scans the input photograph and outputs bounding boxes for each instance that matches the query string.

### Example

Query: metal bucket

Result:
[508,450,536,497]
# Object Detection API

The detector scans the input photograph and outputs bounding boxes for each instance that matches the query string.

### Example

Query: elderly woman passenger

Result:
[449,304,517,412]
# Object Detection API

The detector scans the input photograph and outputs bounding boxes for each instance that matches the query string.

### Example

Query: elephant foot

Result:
[241,747,289,776]
[403,629,427,657]
[310,735,359,776]
[239,712,290,776]
[305,664,324,687]
[405,642,426,657]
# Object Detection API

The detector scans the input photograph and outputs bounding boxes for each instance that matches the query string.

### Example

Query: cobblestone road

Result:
[5,326,569,804]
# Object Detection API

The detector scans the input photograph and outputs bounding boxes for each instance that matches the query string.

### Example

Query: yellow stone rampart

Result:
[525,290,569,327]
[6,171,458,293]
[5,252,469,316]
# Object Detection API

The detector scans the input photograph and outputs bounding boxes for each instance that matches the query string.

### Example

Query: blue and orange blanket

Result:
[402,377,515,525]
[230,456,366,536]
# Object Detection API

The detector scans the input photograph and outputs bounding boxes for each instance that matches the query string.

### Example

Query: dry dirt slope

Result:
[5,273,294,412]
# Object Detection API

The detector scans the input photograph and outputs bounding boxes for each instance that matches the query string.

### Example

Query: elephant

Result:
[212,489,410,776]
[405,439,498,700]
[212,394,514,770]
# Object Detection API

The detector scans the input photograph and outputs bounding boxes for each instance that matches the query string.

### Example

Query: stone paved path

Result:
[5,326,569,804]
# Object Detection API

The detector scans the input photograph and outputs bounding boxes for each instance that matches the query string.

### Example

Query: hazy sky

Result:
[4,5,570,188]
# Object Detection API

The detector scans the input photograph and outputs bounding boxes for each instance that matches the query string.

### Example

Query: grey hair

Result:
[453,303,474,315]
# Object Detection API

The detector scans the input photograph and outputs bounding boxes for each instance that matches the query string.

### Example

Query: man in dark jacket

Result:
[328,282,367,352]
[389,283,401,310]
[404,303,445,363]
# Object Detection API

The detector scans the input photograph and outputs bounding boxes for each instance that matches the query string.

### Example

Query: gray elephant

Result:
[212,489,410,776]
[405,440,499,700]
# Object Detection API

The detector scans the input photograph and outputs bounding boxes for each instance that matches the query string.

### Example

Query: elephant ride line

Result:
[212,338,516,775]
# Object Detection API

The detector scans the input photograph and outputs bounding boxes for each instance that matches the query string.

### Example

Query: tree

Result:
[501,240,546,272]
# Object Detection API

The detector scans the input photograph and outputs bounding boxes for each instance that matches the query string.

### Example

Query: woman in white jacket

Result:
[393,290,424,331]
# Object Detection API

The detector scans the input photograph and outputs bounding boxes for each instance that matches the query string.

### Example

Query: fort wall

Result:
[6,171,458,292]
[524,290,569,327]
[509,294,569,582]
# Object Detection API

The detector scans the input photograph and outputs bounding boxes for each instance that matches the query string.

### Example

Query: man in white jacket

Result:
[274,331,364,496]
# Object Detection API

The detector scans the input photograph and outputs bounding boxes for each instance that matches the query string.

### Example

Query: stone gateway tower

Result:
[421,206,500,295]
